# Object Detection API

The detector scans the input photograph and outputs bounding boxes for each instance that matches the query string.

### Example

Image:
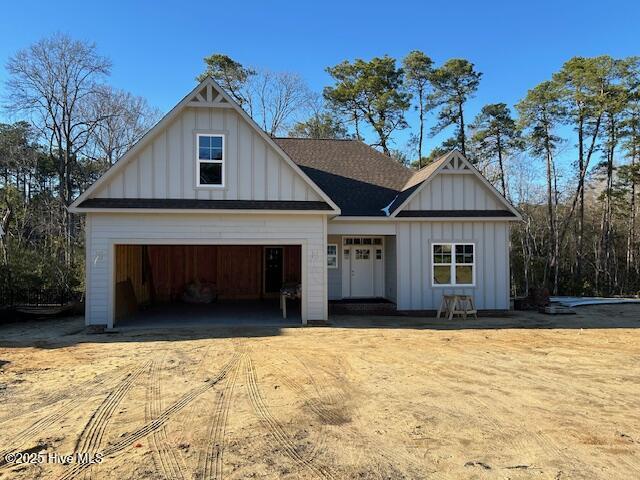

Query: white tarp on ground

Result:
[551,296,640,308]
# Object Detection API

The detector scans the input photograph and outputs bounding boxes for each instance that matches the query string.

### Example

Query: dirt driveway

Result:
[0,305,639,479]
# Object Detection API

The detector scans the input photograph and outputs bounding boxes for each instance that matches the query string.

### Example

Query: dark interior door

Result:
[264,247,283,294]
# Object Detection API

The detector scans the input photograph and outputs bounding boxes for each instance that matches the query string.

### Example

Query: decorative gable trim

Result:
[441,153,472,172]
[69,78,340,214]
[187,82,232,108]
[390,150,521,219]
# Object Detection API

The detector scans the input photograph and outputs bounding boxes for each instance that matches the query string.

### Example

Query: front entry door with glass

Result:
[350,247,374,297]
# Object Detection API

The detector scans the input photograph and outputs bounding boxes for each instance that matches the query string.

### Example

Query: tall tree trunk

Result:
[496,132,507,197]
[626,139,637,280]
[544,124,558,293]
[353,111,361,140]
[600,114,616,294]
[558,115,602,246]
[417,89,424,168]
[576,115,585,288]
[64,145,73,269]
[458,100,466,156]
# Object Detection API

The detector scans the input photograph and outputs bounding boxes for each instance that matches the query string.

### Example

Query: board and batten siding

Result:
[85,213,327,326]
[384,236,397,302]
[327,235,342,300]
[404,173,503,211]
[93,107,321,202]
[396,221,510,310]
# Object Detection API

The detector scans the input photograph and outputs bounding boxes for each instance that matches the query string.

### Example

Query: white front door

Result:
[351,247,374,297]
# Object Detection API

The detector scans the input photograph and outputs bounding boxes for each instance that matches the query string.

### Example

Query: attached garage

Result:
[69,78,342,329]
[113,243,302,326]
[81,212,331,328]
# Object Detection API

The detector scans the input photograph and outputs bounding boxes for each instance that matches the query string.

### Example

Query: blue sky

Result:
[1,0,639,159]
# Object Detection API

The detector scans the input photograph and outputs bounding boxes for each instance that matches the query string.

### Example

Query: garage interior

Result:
[114,244,302,327]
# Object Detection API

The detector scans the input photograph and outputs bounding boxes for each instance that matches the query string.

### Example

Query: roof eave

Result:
[69,207,340,215]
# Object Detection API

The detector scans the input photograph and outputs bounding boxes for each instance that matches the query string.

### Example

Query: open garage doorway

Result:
[113,244,302,328]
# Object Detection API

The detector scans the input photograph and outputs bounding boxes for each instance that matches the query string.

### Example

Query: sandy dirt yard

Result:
[0,305,639,480]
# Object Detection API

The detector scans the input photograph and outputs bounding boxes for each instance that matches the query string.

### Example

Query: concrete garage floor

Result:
[117,299,301,329]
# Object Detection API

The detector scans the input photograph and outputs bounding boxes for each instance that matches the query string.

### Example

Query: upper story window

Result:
[197,134,224,186]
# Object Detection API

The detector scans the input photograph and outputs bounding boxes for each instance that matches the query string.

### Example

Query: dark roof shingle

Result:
[275,138,413,190]
[275,138,414,216]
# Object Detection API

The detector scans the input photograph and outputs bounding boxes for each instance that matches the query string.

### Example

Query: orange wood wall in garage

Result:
[115,244,301,304]
[115,245,152,304]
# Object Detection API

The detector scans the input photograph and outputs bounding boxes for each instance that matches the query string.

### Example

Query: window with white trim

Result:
[327,244,338,269]
[197,134,224,186]
[432,243,475,286]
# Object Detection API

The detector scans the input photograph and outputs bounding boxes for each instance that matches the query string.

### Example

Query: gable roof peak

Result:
[70,77,340,213]
[388,149,521,219]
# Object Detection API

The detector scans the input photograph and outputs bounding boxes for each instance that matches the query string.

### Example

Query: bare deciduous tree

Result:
[246,71,313,136]
[198,55,313,137]
[5,33,111,264]
[87,86,160,165]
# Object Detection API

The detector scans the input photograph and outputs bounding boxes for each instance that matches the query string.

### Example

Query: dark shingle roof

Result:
[275,138,413,190]
[275,141,518,219]
[275,138,414,216]
[77,198,332,210]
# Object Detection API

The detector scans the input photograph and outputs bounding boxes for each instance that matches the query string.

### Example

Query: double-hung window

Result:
[432,243,475,286]
[197,134,224,186]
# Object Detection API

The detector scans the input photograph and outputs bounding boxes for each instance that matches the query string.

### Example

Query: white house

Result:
[70,77,521,328]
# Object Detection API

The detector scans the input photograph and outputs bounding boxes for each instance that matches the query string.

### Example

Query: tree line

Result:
[1,33,638,301]
[203,52,640,297]
[0,34,158,299]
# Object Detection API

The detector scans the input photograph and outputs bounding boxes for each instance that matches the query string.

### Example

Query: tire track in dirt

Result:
[460,355,617,406]
[274,361,343,471]
[196,353,243,480]
[0,362,136,428]
[0,362,147,469]
[244,355,335,480]
[424,358,575,464]
[55,353,242,480]
[292,353,358,464]
[75,361,151,480]
[178,340,245,450]
[175,345,214,447]
[146,355,185,480]
[74,361,151,455]
[360,348,582,475]
[276,368,347,427]
[274,369,328,462]
[277,359,433,479]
